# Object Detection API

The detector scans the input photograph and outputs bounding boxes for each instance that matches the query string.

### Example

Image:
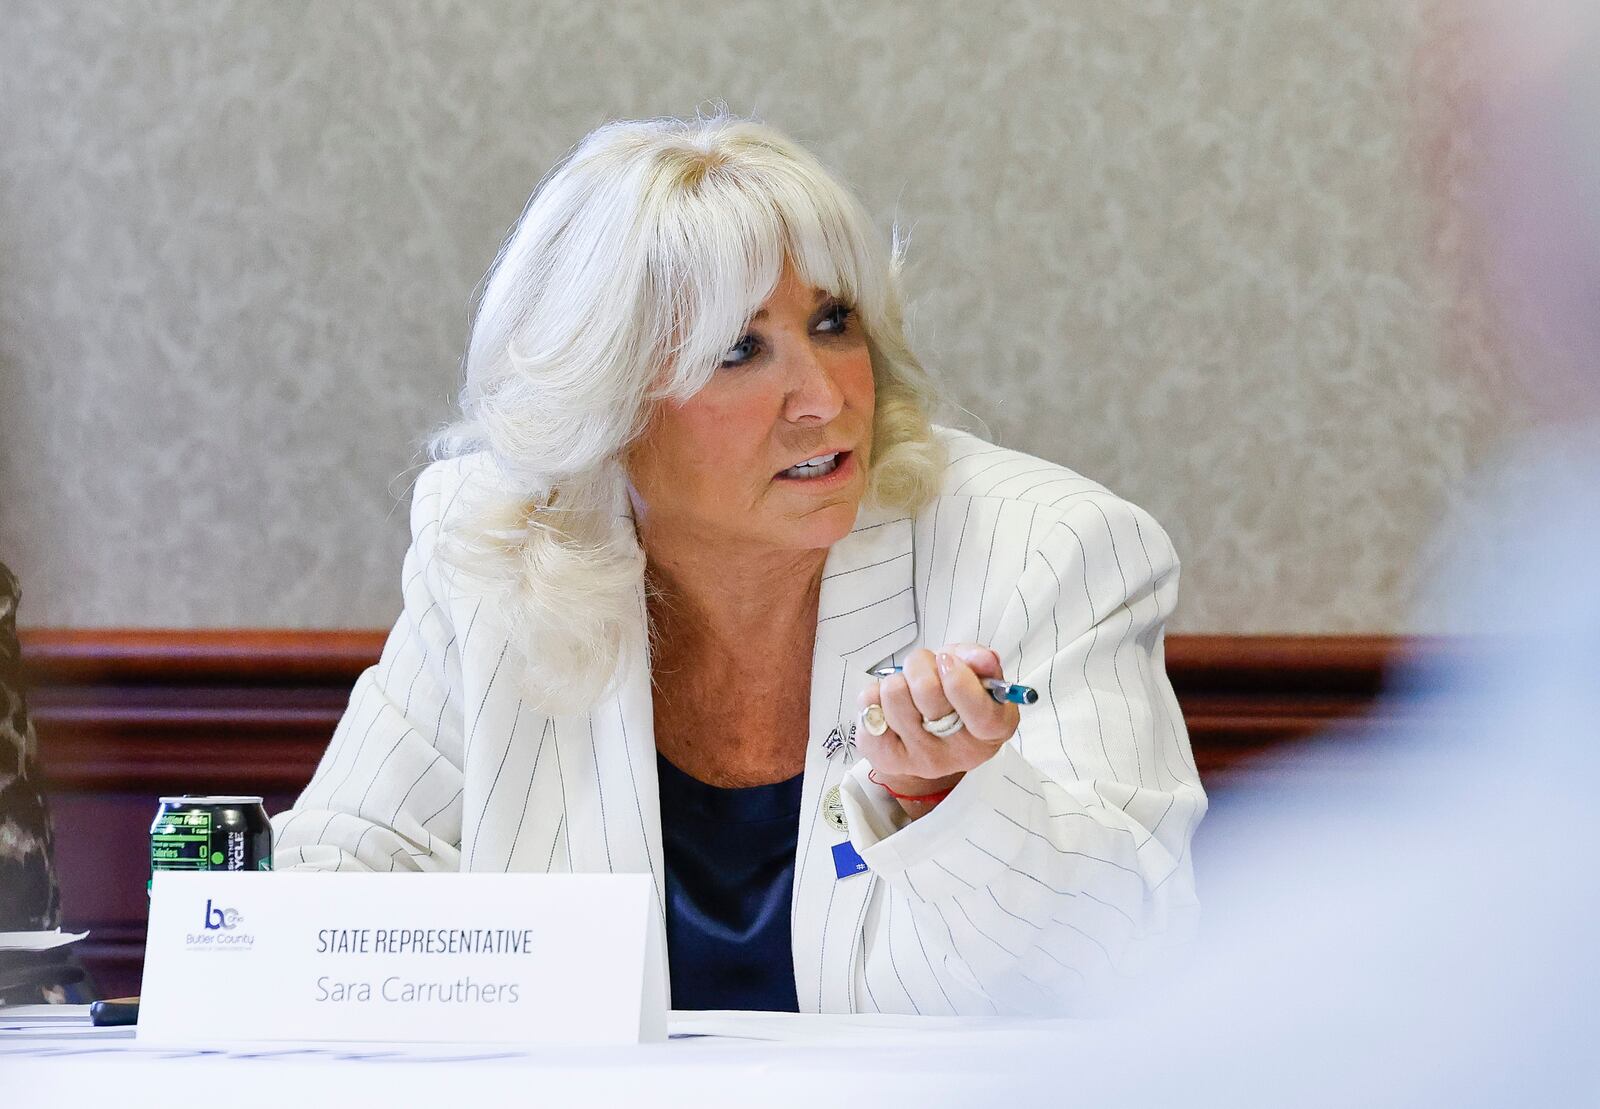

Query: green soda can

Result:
[149,795,273,895]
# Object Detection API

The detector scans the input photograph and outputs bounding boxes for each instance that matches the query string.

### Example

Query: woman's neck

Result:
[640,530,828,660]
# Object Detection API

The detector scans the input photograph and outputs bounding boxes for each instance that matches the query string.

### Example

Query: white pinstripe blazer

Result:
[271,426,1206,1016]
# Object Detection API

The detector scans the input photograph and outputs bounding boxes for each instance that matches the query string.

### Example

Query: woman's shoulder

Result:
[921,425,1177,560]
[927,425,1112,510]
[395,451,521,603]
[402,450,523,549]
[918,426,1181,598]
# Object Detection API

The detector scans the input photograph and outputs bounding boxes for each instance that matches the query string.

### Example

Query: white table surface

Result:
[0,1010,1087,1108]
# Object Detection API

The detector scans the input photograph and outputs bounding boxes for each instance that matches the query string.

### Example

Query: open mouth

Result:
[777,450,851,481]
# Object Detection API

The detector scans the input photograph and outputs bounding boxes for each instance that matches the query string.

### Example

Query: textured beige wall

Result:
[0,0,1506,632]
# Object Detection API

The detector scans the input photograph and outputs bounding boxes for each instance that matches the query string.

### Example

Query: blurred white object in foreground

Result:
[990,0,1600,1099]
[983,427,1600,1107]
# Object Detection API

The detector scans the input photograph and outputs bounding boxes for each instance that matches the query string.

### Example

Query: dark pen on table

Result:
[868,666,1039,705]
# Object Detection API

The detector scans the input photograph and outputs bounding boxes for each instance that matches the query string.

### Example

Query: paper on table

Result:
[0,1024,134,1040]
[0,1003,114,1039]
[667,1010,1079,1043]
[0,1004,93,1024]
[0,930,89,951]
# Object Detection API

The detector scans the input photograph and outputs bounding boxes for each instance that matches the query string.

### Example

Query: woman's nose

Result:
[781,346,846,424]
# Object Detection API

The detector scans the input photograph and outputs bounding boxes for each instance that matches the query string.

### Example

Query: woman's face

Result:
[626,258,876,558]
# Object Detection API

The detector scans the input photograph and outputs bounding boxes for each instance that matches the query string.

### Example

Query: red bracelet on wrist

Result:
[868,768,956,805]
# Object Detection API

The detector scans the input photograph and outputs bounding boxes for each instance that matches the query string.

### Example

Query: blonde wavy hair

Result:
[428,109,947,714]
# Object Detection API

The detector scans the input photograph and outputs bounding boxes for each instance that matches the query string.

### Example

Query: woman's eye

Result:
[719,303,854,368]
[819,302,854,333]
[720,335,759,368]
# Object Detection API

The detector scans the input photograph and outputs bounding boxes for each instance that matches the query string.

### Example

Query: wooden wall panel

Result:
[18,629,1423,999]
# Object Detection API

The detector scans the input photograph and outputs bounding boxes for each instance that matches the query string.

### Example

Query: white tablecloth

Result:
[0,1010,1086,1108]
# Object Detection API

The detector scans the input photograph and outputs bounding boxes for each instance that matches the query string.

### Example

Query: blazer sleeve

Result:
[839,492,1207,1015]
[269,461,469,872]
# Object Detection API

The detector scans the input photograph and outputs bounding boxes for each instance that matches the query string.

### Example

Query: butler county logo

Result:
[185,898,255,949]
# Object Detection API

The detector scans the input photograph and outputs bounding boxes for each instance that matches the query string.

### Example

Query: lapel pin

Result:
[822,784,848,832]
[822,726,846,757]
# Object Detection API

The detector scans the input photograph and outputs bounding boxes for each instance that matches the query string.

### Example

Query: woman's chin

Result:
[775,497,865,550]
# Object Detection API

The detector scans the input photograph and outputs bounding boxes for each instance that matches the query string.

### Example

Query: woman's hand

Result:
[855,644,1021,812]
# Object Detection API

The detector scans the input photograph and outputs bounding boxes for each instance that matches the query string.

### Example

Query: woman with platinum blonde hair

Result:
[274,110,1206,1018]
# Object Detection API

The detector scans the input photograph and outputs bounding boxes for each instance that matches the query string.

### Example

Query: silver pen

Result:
[869,665,1039,705]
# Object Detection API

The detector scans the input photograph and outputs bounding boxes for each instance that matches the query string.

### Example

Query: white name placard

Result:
[140,871,666,1045]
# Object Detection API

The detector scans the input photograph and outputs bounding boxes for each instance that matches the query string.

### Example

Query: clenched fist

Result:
[856,644,1021,811]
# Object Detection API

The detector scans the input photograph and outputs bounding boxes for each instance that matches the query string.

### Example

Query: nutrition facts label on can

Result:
[151,809,219,869]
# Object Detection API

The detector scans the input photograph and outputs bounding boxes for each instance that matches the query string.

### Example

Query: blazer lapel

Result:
[552,497,921,1014]
[551,580,670,995]
[791,498,920,1012]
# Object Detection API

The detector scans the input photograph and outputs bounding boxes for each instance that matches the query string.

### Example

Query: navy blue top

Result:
[656,750,805,1012]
